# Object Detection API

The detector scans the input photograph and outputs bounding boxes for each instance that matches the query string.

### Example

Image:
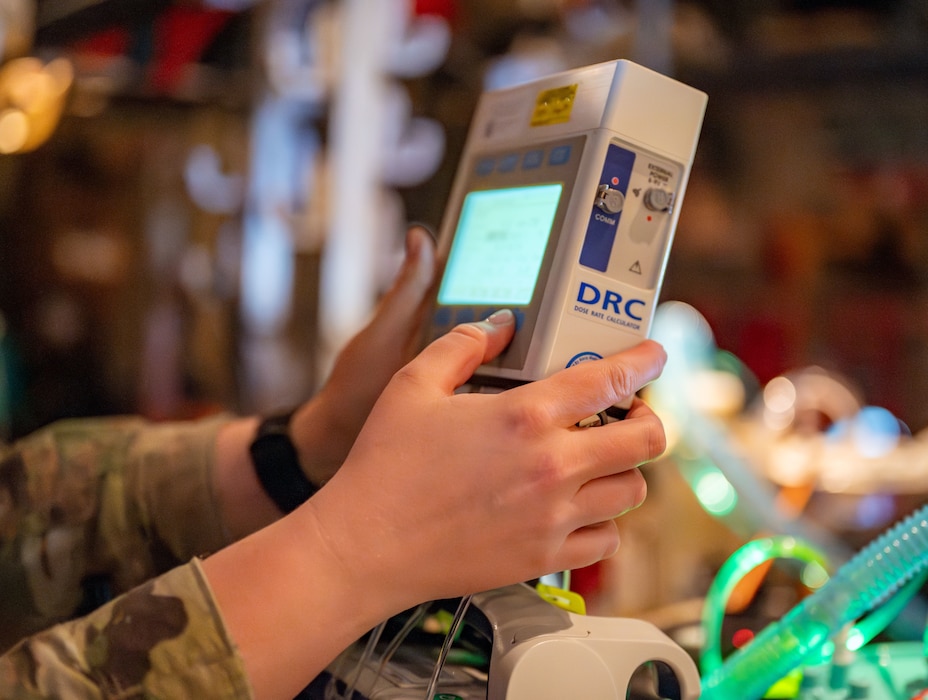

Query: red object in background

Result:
[731,627,755,649]
[150,7,234,93]
[570,560,604,600]
[67,7,234,95]
[736,316,790,387]
[72,27,131,58]
[414,0,457,23]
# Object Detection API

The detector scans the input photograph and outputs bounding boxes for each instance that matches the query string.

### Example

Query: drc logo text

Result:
[573,281,645,327]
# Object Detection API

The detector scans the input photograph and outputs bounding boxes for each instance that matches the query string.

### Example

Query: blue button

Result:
[477,307,496,323]
[498,154,519,173]
[549,145,572,165]
[522,150,544,169]
[454,308,476,324]
[476,158,495,176]
[433,307,452,326]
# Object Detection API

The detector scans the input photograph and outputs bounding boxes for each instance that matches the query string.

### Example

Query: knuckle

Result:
[392,362,416,382]
[536,511,564,544]
[390,362,423,389]
[527,449,567,492]
[503,400,552,440]
[449,322,488,345]
[602,360,640,404]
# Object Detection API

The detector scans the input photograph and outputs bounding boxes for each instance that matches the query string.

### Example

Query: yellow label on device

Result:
[530,84,577,127]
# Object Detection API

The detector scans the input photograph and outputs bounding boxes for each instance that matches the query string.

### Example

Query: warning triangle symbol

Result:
[629,260,642,274]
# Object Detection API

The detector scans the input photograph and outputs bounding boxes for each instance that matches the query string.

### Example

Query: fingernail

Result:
[486,309,514,325]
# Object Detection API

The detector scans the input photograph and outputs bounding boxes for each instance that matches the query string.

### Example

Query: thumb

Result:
[403,310,516,394]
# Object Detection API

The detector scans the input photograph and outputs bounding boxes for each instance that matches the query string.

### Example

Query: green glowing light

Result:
[845,628,866,652]
[801,561,830,590]
[693,468,738,516]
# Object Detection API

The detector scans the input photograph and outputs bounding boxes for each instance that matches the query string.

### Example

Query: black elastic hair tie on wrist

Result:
[249,410,318,513]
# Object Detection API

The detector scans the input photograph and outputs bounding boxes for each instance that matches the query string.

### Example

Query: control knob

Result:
[595,184,625,214]
[643,187,673,212]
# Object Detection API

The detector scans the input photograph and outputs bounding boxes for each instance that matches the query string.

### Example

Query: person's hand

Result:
[205,313,666,698]
[305,311,668,614]
[291,225,437,486]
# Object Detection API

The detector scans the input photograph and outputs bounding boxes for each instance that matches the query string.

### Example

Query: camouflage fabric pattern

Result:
[0,415,254,697]
[0,559,253,698]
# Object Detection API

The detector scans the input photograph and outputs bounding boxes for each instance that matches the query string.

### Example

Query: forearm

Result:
[201,504,392,700]
[0,560,254,699]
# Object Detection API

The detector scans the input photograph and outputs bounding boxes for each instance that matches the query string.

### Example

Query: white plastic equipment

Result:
[427,59,707,394]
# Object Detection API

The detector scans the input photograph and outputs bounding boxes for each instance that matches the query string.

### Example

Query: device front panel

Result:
[428,134,588,373]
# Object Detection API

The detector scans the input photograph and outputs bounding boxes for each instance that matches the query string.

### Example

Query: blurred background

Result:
[0,0,927,642]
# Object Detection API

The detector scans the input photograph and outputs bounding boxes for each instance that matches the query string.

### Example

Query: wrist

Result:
[250,410,319,513]
[202,507,388,698]
[289,396,350,486]
[298,488,419,620]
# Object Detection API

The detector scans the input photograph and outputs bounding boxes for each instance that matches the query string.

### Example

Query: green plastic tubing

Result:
[701,504,928,700]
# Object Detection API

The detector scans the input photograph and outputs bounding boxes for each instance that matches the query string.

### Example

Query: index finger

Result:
[515,340,667,426]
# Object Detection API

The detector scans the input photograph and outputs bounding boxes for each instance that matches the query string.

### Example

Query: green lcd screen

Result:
[437,183,564,306]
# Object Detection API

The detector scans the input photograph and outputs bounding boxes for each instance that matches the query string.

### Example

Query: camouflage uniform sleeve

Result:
[0,414,236,651]
[0,558,255,699]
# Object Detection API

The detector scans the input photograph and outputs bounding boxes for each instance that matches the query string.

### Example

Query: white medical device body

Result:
[478,585,701,700]
[427,59,707,387]
[321,584,701,699]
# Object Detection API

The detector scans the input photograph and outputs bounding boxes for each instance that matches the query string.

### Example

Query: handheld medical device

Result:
[426,59,707,390]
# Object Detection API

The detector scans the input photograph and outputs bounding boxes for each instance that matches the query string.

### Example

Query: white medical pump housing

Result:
[427,59,707,390]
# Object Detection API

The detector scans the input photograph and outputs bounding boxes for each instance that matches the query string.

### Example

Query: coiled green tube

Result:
[701,504,928,700]
[700,536,831,677]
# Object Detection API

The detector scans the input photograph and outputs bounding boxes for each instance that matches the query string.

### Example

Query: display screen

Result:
[437,183,564,306]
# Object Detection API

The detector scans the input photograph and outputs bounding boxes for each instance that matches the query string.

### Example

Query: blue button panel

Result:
[578,145,637,272]
[474,145,573,177]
